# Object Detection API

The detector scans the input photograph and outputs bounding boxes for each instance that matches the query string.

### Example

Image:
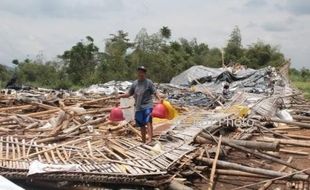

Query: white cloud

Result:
[280,0,310,15]
[0,0,309,69]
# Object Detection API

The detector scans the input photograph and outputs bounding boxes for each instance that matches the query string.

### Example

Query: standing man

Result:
[119,66,161,143]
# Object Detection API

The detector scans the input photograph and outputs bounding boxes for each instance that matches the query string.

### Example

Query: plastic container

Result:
[109,107,125,121]
[152,103,168,119]
[163,100,178,120]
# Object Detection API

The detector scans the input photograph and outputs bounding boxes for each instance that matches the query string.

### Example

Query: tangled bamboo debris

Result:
[195,135,280,151]
[257,136,310,147]
[0,65,310,189]
[197,158,308,181]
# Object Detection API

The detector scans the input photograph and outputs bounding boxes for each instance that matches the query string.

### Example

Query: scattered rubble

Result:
[0,63,309,189]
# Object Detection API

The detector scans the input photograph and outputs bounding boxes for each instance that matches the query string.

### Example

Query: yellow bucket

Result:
[162,100,178,120]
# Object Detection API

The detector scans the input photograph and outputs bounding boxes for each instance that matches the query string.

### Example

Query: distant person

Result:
[119,66,161,143]
[222,82,230,98]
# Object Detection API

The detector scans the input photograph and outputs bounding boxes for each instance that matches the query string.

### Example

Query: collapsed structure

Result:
[0,63,309,189]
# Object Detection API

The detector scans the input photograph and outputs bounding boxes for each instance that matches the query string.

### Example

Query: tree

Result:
[0,64,12,87]
[224,26,243,64]
[12,59,19,65]
[160,26,171,39]
[59,36,100,86]
[242,41,285,69]
[7,26,290,88]
[101,30,133,81]
[205,48,222,68]
[301,67,310,81]
[16,59,59,87]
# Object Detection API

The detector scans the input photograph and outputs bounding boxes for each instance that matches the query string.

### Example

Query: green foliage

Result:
[12,59,19,65]
[206,48,223,68]
[3,26,289,89]
[290,67,310,82]
[242,41,285,69]
[292,81,310,99]
[102,30,133,81]
[289,68,310,99]
[224,26,243,64]
[59,36,100,86]
[160,26,171,39]
[0,65,13,87]
[16,60,59,87]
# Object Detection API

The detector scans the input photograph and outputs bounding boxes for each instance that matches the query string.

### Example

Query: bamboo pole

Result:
[214,169,269,178]
[269,118,310,129]
[279,149,309,156]
[197,157,308,181]
[257,136,310,147]
[208,135,222,190]
[200,132,300,171]
[15,136,92,160]
[286,133,310,140]
[232,167,310,190]
[255,124,292,140]
[258,157,293,190]
[195,136,279,151]
[26,108,60,117]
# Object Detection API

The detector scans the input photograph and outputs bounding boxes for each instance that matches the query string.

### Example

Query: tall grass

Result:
[292,81,310,99]
[289,69,310,100]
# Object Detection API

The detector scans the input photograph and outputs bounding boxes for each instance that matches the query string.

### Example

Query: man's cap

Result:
[137,66,147,72]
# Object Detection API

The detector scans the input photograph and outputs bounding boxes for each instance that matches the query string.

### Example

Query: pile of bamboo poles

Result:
[167,92,310,190]
[0,81,310,189]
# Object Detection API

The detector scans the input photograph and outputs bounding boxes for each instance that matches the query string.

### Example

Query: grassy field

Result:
[292,81,310,99]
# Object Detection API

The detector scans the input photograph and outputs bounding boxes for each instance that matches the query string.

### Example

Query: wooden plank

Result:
[151,159,166,169]
[127,160,144,174]
[14,138,21,159]
[110,163,123,173]
[55,146,67,164]
[10,136,15,160]
[0,137,3,160]
[101,146,122,160]
[16,137,91,160]
[41,144,52,164]
[131,160,147,173]
[208,135,222,190]
[87,141,94,158]
[33,142,42,162]
[94,147,109,159]
[26,139,35,158]
[5,136,9,159]
[48,144,58,163]
[61,146,70,160]
[140,159,159,171]
[0,105,32,112]
[280,149,309,156]
[22,139,26,158]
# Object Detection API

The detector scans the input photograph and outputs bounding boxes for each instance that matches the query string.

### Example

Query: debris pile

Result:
[0,64,310,189]
[81,81,132,95]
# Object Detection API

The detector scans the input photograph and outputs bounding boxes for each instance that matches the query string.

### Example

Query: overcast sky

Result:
[0,0,309,68]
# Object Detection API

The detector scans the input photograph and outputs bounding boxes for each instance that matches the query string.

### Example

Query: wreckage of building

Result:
[0,63,309,189]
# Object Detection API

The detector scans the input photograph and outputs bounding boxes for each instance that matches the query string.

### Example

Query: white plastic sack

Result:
[28,160,81,176]
[120,97,135,122]
[276,109,293,122]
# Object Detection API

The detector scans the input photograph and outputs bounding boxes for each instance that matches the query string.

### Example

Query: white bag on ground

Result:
[276,109,293,122]
[28,160,81,176]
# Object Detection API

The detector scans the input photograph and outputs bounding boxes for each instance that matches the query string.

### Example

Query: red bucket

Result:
[152,103,168,119]
[109,107,125,121]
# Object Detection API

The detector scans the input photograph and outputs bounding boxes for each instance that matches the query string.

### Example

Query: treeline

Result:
[290,68,310,82]
[1,26,287,89]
